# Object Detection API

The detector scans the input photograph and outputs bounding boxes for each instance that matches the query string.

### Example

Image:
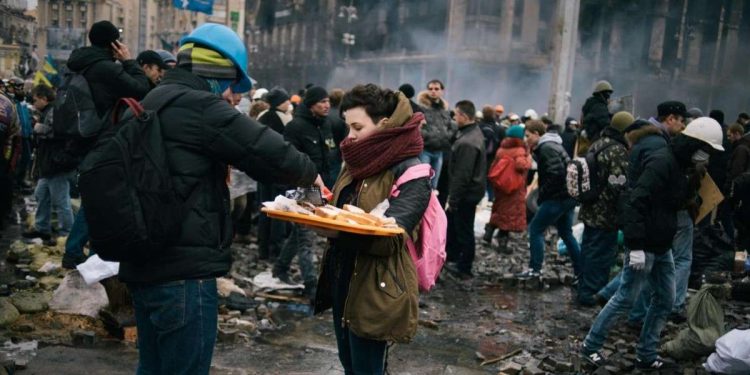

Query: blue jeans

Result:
[577,226,618,305]
[34,173,74,235]
[418,150,443,189]
[528,198,581,274]
[129,279,218,375]
[629,210,693,321]
[65,206,93,259]
[584,250,675,362]
[274,224,316,283]
[598,272,621,300]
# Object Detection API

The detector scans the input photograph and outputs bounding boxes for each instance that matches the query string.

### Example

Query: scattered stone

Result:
[498,361,522,375]
[39,276,62,290]
[13,359,27,370]
[217,328,238,344]
[555,361,573,372]
[522,366,544,375]
[13,323,34,332]
[12,279,35,290]
[0,285,9,297]
[71,330,96,347]
[0,298,20,326]
[11,291,50,313]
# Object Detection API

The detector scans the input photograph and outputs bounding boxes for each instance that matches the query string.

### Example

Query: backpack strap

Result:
[391,163,433,197]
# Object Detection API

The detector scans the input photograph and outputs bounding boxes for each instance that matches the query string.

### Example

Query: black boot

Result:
[482,224,496,245]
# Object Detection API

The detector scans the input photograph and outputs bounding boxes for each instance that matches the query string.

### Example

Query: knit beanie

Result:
[506,125,525,139]
[89,21,120,48]
[177,43,238,81]
[398,84,415,99]
[265,87,290,108]
[303,86,328,107]
[611,111,635,133]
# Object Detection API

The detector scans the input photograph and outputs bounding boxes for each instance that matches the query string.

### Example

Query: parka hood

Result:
[626,124,662,146]
[417,90,448,110]
[537,132,563,146]
[66,46,113,72]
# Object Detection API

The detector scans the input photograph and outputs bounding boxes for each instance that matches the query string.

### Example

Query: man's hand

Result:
[628,250,646,271]
[111,41,132,61]
[313,174,326,190]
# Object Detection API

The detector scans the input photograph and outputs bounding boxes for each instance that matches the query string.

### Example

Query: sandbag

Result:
[663,283,729,359]
[703,329,750,374]
[48,271,109,318]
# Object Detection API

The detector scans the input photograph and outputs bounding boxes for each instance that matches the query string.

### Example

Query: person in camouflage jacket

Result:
[577,111,633,306]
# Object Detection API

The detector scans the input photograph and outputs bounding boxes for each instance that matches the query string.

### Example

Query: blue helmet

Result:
[180,23,253,93]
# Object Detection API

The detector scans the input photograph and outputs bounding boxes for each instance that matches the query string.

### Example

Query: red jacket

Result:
[490,138,531,232]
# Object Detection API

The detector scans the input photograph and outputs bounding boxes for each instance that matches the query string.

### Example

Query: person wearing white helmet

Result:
[522,108,538,124]
[581,116,722,372]
[252,87,268,102]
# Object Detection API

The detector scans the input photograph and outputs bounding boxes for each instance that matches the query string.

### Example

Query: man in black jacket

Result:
[273,86,336,297]
[580,80,613,152]
[119,24,319,374]
[22,85,74,245]
[62,20,151,269]
[581,118,724,371]
[256,86,292,259]
[445,100,486,279]
[517,121,581,279]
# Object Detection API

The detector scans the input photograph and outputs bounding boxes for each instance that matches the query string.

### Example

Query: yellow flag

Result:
[42,60,57,75]
[33,71,52,87]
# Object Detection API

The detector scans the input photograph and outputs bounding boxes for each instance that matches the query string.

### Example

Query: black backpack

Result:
[52,66,105,138]
[78,92,193,262]
[566,141,618,203]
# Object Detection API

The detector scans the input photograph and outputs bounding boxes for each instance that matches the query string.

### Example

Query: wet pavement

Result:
[0,203,746,374]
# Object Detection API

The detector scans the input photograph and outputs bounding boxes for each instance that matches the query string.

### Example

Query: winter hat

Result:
[88,21,120,48]
[303,86,328,107]
[136,50,168,70]
[507,125,525,139]
[177,42,238,81]
[290,94,301,105]
[687,107,704,118]
[265,87,290,108]
[398,83,415,99]
[610,111,635,133]
[155,49,177,65]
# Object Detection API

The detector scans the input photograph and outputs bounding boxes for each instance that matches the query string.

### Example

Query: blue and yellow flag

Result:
[33,71,52,87]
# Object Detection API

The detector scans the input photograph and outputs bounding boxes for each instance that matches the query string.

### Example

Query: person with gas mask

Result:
[580,80,614,153]
[580,116,724,372]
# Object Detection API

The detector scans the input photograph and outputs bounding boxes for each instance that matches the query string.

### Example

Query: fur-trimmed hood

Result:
[626,124,663,146]
[417,90,448,110]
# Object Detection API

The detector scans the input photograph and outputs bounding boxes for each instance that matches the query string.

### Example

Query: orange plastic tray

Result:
[261,208,404,237]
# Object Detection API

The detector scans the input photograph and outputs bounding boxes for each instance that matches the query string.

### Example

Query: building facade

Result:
[0,1,37,77]
[245,0,750,119]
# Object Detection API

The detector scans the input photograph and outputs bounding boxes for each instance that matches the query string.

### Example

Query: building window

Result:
[52,19,59,27]
[51,3,58,10]
[65,3,72,11]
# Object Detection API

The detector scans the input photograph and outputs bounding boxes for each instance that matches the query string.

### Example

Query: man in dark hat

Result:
[649,101,689,139]
[62,20,152,269]
[136,50,169,86]
[273,86,335,299]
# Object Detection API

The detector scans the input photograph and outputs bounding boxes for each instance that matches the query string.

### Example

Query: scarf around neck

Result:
[340,93,424,180]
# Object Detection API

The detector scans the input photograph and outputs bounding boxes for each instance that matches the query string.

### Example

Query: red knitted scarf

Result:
[340,113,425,180]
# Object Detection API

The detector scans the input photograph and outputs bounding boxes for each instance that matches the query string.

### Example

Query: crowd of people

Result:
[0,19,749,374]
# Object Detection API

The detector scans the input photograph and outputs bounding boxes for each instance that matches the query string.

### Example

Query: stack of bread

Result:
[313,204,397,228]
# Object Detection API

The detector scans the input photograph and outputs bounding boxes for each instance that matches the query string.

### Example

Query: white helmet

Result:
[252,88,268,100]
[524,109,538,120]
[682,117,724,151]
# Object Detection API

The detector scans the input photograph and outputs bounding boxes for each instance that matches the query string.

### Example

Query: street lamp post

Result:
[338,1,357,61]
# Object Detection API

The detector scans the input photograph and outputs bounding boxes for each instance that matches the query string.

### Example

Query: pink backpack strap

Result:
[391,163,433,197]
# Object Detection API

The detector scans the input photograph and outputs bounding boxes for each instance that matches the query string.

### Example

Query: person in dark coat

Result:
[328,88,349,183]
[580,80,613,150]
[708,109,734,241]
[61,20,152,269]
[561,117,579,158]
[417,80,454,189]
[274,86,336,298]
[581,117,723,372]
[22,85,75,245]
[255,86,293,258]
[727,123,750,252]
[479,105,504,203]
[445,100,486,279]
[119,24,319,374]
[517,120,581,279]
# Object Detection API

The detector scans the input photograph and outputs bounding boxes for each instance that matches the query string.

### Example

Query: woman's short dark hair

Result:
[340,84,399,124]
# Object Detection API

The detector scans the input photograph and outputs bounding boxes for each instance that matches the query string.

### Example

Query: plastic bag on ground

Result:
[49,271,109,318]
[703,329,750,374]
[663,283,729,359]
[76,254,120,285]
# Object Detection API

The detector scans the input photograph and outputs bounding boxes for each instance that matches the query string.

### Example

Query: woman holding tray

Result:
[310,84,431,374]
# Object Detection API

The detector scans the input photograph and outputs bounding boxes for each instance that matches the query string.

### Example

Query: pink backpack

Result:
[391,163,447,292]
